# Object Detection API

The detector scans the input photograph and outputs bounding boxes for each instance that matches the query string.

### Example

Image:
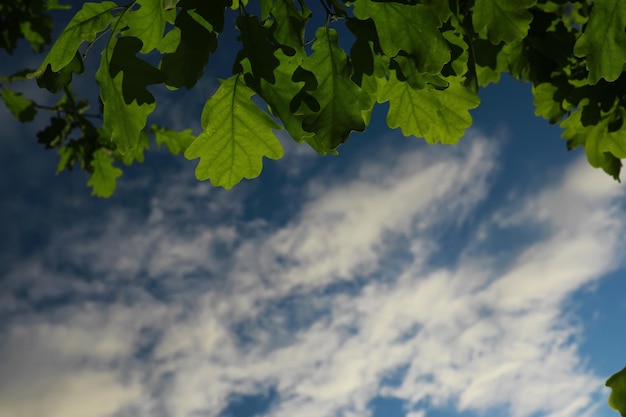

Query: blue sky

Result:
[1,6,626,417]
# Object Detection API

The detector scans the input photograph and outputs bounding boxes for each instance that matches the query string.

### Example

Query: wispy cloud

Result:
[0,132,623,417]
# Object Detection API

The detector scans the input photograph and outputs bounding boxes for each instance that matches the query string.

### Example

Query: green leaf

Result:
[473,0,536,44]
[108,36,165,105]
[152,125,195,154]
[115,130,150,165]
[184,75,284,189]
[441,19,470,79]
[36,51,84,93]
[96,38,156,153]
[381,72,479,144]
[160,3,218,89]
[561,105,626,180]
[269,0,311,56]
[158,28,180,54]
[607,367,626,416]
[299,27,372,150]
[123,0,175,53]
[20,19,51,53]
[420,0,452,23]
[346,17,388,116]
[380,71,440,140]
[352,1,449,74]
[260,0,273,21]
[433,78,481,142]
[1,89,37,122]
[235,15,279,83]
[234,13,322,149]
[574,0,626,84]
[163,0,179,10]
[532,82,567,124]
[87,149,123,198]
[392,55,448,90]
[32,2,117,77]
[473,38,504,86]
[245,50,327,154]
[56,146,75,174]
[37,117,71,148]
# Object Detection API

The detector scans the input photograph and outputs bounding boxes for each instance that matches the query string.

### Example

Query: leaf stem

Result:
[319,0,332,17]
[34,103,102,119]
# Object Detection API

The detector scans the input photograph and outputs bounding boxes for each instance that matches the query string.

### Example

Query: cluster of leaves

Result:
[1,0,626,195]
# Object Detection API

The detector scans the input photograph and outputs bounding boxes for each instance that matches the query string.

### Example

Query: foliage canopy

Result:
[2,0,626,197]
[0,0,625,413]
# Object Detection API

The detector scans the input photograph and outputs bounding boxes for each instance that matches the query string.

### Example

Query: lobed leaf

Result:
[185,75,284,189]
[0,89,37,122]
[96,38,156,153]
[249,50,321,151]
[160,2,218,89]
[381,73,479,144]
[122,0,175,53]
[32,1,117,77]
[235,15,279,84]
[108,36,165,105]
[473,0,536,44]
[607,367,626,417]
[299,27,372,150]
[532,82,568,124]
[36,51,84,93]
[152,125,195,155]
[87,149,123,198]
[115,130,150,165]
[269,0,311,56]
[574,0,626,84]
[352,0,449,74]
[560,105,626,180]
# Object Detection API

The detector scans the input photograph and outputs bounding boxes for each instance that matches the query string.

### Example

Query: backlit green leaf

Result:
[532,82,567,124]
[115,130,150,165]
[108,36,165,105]
[160,3,218,89]
[561,105,626,180]
[163,0,179,10]
[236,15,279,83]
[473,0,536,44]
[152,125,195,155]
[20,20,50,53]
[607,367,626,416]
[96,38,156,153]
[381,72,478,144]
[352,1,449,74]
[432,77,480,143]
[185,75,284,189]
[1,89,36,122]
[269,0,311,55]
[252,51,321,151]
[87,149,123,197]
[123,0,175,53]
[32,2,117,77]
[36,51,84,93]
[299,27,372,150]
[574,0,626,84]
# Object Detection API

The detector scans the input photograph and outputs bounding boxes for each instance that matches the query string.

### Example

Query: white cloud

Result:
[0,132,623,417]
